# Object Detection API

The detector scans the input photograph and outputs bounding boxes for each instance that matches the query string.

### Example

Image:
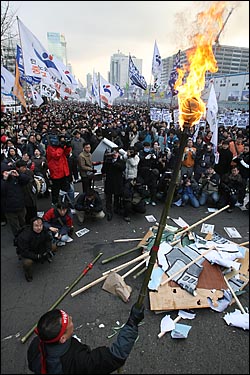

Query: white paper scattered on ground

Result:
[171,217,189,228]
[173,198,182,207]
[145,215,157,222]
[74,192,79,198]
[224,227,242,238]
[171,323,192,338]
[223,309,249,330]
[201,223,215,234]
[178,310,196,319]
[148,266,165,290]
[75,228,90,237]
[207,208,218,212]
[207,289,232,312]
[37,211,44,218]
[160,315,175,333]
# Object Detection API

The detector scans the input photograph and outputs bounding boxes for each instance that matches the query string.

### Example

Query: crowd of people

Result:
[1,100,249,374]
[1,101,249,278]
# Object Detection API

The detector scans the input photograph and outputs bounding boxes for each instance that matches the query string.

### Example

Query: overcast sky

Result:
[11,1,249,86]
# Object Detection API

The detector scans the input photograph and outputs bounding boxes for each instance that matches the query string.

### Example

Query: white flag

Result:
[30,85,43,107]
[152,41,162,76]
[1,66,15,95]
[99,74,120,106]
[17,18,77,88]
[206,82,219,163]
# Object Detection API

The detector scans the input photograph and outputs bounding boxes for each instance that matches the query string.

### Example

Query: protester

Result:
[15,217,55,282]
[27,303,144,374]
[1,163,30,237]
[175,173,200,208]
[43,201,74,246]
[101,147,126,221]
[198,165,220,207]
[218,166,244,213]
[78,142,97,194]
[46,135,72,205]
[74,189,105,223]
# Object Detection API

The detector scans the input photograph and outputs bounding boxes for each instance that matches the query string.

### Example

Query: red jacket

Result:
[46,145,71,179]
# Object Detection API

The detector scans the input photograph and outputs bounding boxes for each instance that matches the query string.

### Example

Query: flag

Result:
[30,85,43,106]
[128,55,147,90]
[13,58,27,110]
[17,18,76,88]
[115,83,124,97]
[1,66,15,95]
[206,82,219,163]
[91,72,100,104]
[152,41,162,77]
[168,50,181,96]
[99,75,120,106]
[16,45,41,86]
[151,42,162,93]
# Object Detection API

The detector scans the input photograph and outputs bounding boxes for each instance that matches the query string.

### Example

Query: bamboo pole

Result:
[224,276,246,314]
[133,266,147,279]
[135,124,190,309]
[20,252,103,344]
[238,241,249,247]
[160,246,215,287]
[71,252,149,297]
[101,246,143,264]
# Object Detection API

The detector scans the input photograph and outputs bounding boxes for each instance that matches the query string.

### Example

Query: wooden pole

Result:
[160,246,215,287]
[223,276,246,314]
[170,205,230,245]
[121,258,148,279]
[71,252,149,297]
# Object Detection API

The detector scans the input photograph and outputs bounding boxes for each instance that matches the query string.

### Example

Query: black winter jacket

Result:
[28,323,138,374]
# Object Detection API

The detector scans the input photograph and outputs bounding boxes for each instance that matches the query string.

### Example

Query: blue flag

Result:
[115,83,124,97]
[128,55,147,90]
[168,50,181,97]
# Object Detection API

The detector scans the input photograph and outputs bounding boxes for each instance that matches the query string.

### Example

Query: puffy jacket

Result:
[46,145,71,179]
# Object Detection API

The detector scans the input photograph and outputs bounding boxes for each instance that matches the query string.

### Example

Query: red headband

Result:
[35,310,69,344]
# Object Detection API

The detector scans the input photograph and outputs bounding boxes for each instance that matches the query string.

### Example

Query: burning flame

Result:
[175,1,228,129]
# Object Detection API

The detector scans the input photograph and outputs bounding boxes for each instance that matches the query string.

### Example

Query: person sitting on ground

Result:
[217,165,244,213]
[74,189,105,224]
[43,201,74,246]
[198,165,220,207]
[15,216,56,282]
[175,173,200,208]
[122,177,149,222]
[27,303,144,374]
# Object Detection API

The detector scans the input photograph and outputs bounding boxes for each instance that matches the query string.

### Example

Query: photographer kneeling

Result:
[75,189,105,224]
[15,217,56,282]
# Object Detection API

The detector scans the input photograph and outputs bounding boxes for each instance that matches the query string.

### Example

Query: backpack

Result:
[34,175,47,195]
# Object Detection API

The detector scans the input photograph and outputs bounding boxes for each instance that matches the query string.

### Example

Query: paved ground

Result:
[1,180,249,374]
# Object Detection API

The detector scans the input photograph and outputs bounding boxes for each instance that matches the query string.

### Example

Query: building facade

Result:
[47,32,68,66]
[110,51,143,89]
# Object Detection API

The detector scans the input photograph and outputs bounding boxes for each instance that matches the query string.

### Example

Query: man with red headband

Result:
[28,304,144,374]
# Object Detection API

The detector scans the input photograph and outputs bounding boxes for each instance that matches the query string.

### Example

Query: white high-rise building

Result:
[47,32,68,66]
[110,50,143,89]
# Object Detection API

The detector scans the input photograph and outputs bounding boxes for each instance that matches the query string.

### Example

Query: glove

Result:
[126,303,145,328]
[152,154,157,159]
[145,154,151,160]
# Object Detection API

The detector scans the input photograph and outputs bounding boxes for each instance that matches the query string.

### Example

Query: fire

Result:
[175,1,228,129]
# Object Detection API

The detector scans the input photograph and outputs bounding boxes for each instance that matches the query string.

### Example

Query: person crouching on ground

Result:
[27,303,144,374]
[15,216,56,282]
[43,201,74,246]
[75,188,105,224]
